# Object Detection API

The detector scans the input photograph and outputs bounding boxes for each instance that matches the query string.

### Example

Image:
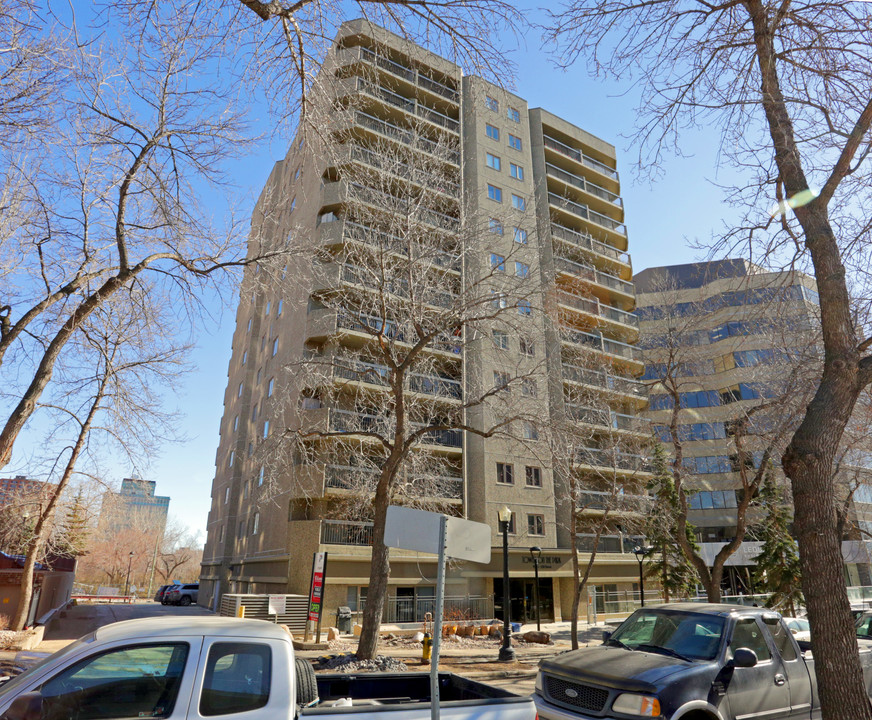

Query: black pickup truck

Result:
[534,603,872,720]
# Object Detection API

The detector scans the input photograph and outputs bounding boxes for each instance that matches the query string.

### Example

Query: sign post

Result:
[384,506,490,720]
[306,552,328,643]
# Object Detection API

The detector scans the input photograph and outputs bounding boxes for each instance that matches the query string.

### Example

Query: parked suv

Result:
[153,585,171,603]
[163,583,198,606]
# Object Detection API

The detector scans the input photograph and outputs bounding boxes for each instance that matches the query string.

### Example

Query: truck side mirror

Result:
[1,692,42,720]
[729,649,758,668]
[602,631,612,643]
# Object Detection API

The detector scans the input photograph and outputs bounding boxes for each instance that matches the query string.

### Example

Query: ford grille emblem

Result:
[565,689,578,698]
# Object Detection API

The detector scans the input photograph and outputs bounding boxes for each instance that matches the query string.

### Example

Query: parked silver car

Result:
[163,583,198,606]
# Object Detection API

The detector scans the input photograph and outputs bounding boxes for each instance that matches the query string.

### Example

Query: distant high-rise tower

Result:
[98,478,170,534]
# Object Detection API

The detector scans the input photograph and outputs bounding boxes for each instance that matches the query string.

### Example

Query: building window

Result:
[506,513,516,534]
[493,330,509,350]
[518,299,532,316]
[238,521,244,538]
[243,482,249,499]
[491,292,508,309]
[527,514,545,536]
[520,337,535,356]
[522,421,538,440]
[515,261,529,278]
[508,134,522,150]
[526,466,542,487]
[512,194,526,211]
[514,227,528,244]
[487,184,503,202]
[218,525,224,542]
[256,368,262,384]
[238,382,243,398]
[496,462,514,484]
[510,163,524,180]
[228,451,235,467]
[267,378,275,397]
[258,466,265,486]
[485,95,499,112]
[224,487,230,504]
[233,415,239,432]
[264,301,270,316]
[252,512,260,535]
[290,197,296,212]
[242,350,247,365]
[251,403,258,422]
[277,299,283,316]
[490,253,506,272]
[294,167,301,181]
[263,420,269,439]
[247,317,252,332]
[247,442,253,456]
[507,106,520,122]
[521,378,537,397]
[489,218,504,235]
[494,370,511,392]
[271,338,279,356]
[486,153,501,171]
[486,123,500,140]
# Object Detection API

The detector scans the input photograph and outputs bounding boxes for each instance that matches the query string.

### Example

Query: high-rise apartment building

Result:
[98,478,170,534]
[200,20,649,620]
[636,259,872,590]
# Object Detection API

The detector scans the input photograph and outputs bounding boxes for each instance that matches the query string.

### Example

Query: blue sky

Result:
[7,13,742,542]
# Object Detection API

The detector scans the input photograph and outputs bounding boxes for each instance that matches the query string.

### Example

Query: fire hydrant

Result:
[422,632,432,663]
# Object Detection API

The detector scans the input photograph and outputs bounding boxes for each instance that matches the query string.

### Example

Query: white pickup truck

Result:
[0,617,535,720]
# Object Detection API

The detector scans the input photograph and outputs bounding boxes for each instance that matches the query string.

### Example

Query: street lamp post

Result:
[124,551,135,598]
[529,546,542,631]
[632,545,654,607]
[498,506,515,662]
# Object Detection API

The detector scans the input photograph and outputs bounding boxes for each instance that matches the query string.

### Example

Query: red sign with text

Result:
[308,552,327,623]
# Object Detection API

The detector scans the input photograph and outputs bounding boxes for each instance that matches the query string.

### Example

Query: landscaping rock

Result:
[522,631,552,644]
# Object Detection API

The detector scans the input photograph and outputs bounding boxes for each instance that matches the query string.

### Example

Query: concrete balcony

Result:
[543,134,619,184]
[556,289,639,339]
[550,223,631,278]
[554,255,635,307]
[561,363,647,404]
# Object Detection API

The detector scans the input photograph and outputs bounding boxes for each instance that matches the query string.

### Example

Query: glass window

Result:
[521,378,537,397]
[508,134,522,150]
[233,415,239,432]
[496,462,514,484]
[267,378,274,397]
[519,337,534,356]
[522,421,538,440]
[228,451,234,468]
[488,184,503,202]
[514,227,528,244]
[490,253,506,272]
[263,420,269,439]
[510,163,524,180]
[200,643,271,716]
[610,610,724,660]
[729,618,771,661]
[277,300,283,316]
[489,218,504,234]
[494,370,510,392]
[518,299,532,316]
[763,621,797,661]
[512,194,526,211]
[493,330,509,350]
[507,106,521,122]
[526,466,542,487]
[241,350,247,365]
[515,261,529,278]
[238,382,243,398]
[485,96,499,112]
[486,123,500,140]
[289,197,296,212]
[271,338,278,356]
[224,487,230,504]
[252,512,260,535]
[258,466,265,486]
[527,514,544,535]
[39,644,189,720]
[486,153,501,170]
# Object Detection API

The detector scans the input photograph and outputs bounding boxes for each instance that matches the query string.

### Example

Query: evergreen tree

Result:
[58,492,90,558]
[753,466,803,616]
[645,442,699,600]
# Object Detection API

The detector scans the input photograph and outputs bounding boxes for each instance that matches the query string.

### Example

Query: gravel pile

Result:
[314,653,408,673]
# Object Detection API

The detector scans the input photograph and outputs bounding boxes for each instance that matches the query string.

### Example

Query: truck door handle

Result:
[774,674,786,686]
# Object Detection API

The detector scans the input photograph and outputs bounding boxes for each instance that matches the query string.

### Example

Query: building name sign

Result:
[521,555,562,568]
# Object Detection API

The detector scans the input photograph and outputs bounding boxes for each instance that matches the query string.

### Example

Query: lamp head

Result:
[530,546,542,560]
[498,505,512,523]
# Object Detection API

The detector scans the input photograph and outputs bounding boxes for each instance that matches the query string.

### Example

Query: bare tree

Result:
[547,2,872,713]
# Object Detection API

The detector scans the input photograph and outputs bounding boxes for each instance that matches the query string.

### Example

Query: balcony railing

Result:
[348,45,460,102]
[327,409,463,448]
[556,290,639,328]
[548,192,626,235]
[543,134,619,180]
[559,328,643,363]
[554,255,635,296]
[344,145,460,196]
[344,76,460,133]
[546,162,622,207]
[332,356,462,399]
[550,223,630,267]
[566,403,649,433]
[333,262,457,308]
[576,534,645,554]
[576,449,653,474]
[325,464,463,498]
[561,363,646,398]
[352,111,460,164]
[335,310,462,355]
[337,181,460,232]
[321,519,374,546]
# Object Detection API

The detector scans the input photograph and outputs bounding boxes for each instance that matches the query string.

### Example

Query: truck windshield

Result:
[610,610,725,660]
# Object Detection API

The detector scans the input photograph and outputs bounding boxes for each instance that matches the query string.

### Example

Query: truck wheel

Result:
[180,596,192,606]
[295,657,318,707]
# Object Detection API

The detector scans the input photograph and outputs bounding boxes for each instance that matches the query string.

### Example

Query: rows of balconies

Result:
[561,363,646,399]
[556,289,639,330]
[327,408,463,448]
[322,180,460,233]
[549,192,627,236]
[338,144,460,198]
[546,162,622,208]
[543,134,619,182]
[565,402,649,433]
[346,111,460,165]
[577,488,651,511]
[337,76,459,133]
[550,224,631,275]
[319,219,461,272]
[576,448,653,475]
[321,519,374,546]
[559,327,643,364]
[335,309,462,355]
[554,255,635,302]
[329,356,462,400]
[314,262,458,309]
[576,534,645,554]
[325,463,463,498]
[336,45,460,103]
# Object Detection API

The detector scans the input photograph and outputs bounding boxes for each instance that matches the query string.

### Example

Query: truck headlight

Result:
[611,693,661,717]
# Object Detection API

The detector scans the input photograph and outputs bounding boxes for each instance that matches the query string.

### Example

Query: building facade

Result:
[200,20,649,620]
[636,259,872,591]
[98,478,170,534]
